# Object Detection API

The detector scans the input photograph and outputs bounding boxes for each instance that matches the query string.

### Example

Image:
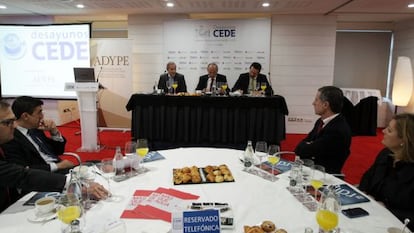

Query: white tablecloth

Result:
[341,88,382,106]
[0,148,406,233]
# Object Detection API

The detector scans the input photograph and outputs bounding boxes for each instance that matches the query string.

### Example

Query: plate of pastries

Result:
[173,164,235,185]
[243,220,288,233]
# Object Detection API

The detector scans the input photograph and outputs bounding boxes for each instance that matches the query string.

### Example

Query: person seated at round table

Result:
[195,63,229,95]
[231,62,273,96]
[157,61,187,94]
[359,113,414,231]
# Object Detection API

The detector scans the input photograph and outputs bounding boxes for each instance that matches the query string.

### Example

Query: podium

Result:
[65,82,99,151]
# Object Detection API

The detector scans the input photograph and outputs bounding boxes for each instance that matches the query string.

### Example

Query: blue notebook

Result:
[330,184,370,205]
[257,159,293,175]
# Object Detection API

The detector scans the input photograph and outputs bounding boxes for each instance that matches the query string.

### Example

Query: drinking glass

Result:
[167,82,172,94]
[316,187,341,233]
[260,82,267,96]
[78,166,96,210]
[310,165,326,202]
[302,159,315,181]
[221,82,228,95]
[124,141,138,176]
[98,158,121,202]
[172,81,178,94]
[255,141,267,169]
[56,193,83,233]
[267,145,280,181]
[136,139,149,172]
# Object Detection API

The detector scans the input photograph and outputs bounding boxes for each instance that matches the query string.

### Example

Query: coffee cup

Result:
[35,196,56,215]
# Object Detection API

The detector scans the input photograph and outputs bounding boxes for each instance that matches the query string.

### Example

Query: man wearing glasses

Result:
[2,96,74,174]
[0,100,108,212]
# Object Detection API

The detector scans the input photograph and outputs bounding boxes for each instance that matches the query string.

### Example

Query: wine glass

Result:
[167,81,172,94]
[310,165,326,202]
[260,82,267,96]
[316,187,341,232]
[172,81,178,94]
[98,158,121,202]
[221,82,228,95]
[255,141,267,170]
[124,141,138,176]
[136,139,149,172]
[56,193,83,233]
[267,145,280,181]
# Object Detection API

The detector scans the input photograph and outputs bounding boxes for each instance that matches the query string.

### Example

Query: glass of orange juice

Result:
[136,138,149,172]
[310,165,325,201]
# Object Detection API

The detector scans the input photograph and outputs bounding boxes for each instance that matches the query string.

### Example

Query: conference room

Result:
[0,0,414,233]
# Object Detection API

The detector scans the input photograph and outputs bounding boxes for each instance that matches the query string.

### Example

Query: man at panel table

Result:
[157,61,187,94]
[359,113,414,231]
[294,86,352,174]
[195,62,229,94]
[0,100,108,212]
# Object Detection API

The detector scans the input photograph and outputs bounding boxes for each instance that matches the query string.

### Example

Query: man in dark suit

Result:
[232,62,273,96]
[295,86,352,174]
[196,63,228,94]
[3,96,74,174]
[0,100,108,212]
[157,62,187,94]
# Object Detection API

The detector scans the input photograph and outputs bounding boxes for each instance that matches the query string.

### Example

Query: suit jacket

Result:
[3,129,67,173]
[0,155,65,213]
[195,74,228,91]
[359,148,414,231]
[231,72,273,96]
[157,73,187,93]
[294,114,351,174]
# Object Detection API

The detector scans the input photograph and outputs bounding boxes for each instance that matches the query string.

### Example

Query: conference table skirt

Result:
[126,94,289,148]
[1,148,405,233]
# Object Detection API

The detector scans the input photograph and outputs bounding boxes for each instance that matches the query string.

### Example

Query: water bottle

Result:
[113,146,125,179]
[66,169,82,199]
[243,140,254,168]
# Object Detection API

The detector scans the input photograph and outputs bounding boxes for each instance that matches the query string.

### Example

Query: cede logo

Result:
[2,33,26,60]
[195,25,236,41]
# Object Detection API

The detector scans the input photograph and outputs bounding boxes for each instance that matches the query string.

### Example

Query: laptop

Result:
[73,67,96,82]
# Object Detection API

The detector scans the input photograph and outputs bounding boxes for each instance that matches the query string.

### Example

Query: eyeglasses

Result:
[0,118,16,127]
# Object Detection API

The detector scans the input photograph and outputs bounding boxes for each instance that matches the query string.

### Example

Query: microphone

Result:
[95,66,106,89]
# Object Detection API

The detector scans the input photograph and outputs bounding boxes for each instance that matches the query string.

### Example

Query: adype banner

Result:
[163,19,271,91]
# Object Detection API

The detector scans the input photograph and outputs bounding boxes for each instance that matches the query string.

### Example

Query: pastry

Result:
[182,173,192,183]
[215,175,224,183]
[275,229,287,233]
[206,173,215,182]
[224,174,234,181]
[191,174,201,183]
[246,226,264,233]
[261,220,276,232]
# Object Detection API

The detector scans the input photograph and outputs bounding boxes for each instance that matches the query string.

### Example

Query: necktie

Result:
[208,78,215,92]
[316,120,324,133]
[27,129,56,157]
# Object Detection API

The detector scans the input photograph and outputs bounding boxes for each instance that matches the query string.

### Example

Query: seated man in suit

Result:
[0,100,108,212]
[294,86,352,174]
[232,62,273,96]
[3,96,74,174]
[195,63,229,94]
[157,61,187,94]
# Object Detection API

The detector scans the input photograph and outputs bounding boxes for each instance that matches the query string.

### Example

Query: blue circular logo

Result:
[2,33,26,60]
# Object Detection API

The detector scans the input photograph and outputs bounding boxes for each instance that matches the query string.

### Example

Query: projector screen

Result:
[0,24,91,99]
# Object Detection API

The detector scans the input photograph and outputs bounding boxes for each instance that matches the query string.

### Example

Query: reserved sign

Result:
[172,209,221,233]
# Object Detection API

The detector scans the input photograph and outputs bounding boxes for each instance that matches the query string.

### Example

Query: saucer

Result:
[27,210,57,223]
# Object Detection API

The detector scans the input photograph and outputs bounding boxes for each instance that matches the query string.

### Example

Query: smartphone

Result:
[342,207,369,218]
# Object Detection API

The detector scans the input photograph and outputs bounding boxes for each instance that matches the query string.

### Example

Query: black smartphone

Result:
[342,207,369,218]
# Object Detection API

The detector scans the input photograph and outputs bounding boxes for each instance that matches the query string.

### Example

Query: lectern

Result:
[65,82,99,151]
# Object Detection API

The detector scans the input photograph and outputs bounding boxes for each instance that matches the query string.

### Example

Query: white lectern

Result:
[65,82,99,151]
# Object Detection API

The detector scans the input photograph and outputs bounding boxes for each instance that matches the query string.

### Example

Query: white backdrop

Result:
[163,19,271,91]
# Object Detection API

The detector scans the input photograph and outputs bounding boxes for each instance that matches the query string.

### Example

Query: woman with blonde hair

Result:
[359,113,414,231]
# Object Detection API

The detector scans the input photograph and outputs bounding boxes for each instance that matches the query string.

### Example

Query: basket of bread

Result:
[243,220,288,233]
[173,164,234,185]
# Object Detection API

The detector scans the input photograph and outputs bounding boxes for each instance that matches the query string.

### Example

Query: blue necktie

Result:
[27,129,56,157]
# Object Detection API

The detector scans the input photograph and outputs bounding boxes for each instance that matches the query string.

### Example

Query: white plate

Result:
[27,210,57,223]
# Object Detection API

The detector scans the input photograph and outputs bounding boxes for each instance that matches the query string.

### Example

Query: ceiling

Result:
[0,0,413,23]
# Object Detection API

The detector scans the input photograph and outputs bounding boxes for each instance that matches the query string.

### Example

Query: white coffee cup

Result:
[35,196,56,215]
